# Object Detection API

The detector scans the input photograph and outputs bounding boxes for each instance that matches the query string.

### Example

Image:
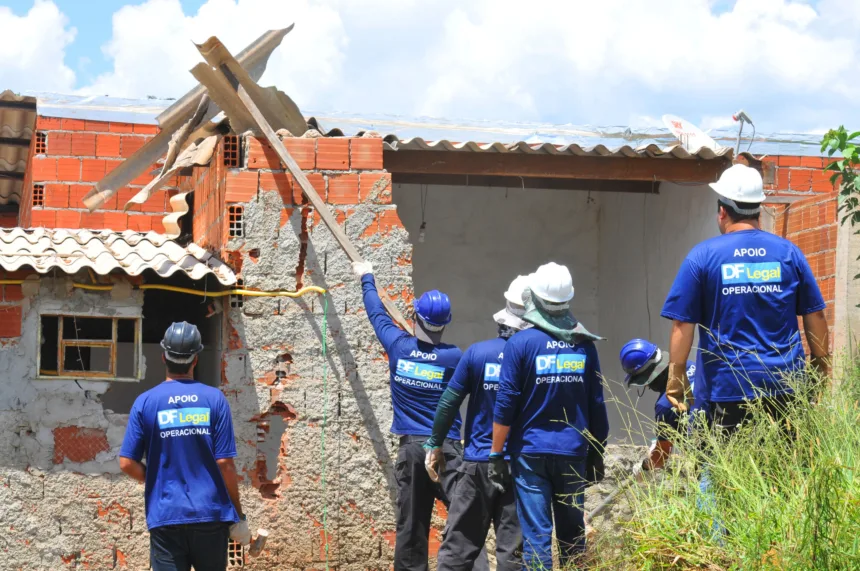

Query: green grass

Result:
[590,362,860,570]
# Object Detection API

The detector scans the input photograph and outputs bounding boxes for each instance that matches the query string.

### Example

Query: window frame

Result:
[37,314,143,382]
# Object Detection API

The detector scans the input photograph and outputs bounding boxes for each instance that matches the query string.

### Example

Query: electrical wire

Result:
[747,124,756,153]
[0,280,327,298]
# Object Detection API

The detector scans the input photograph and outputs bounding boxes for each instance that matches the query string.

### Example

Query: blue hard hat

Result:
[414,290,452,327]
[620,338,659,386]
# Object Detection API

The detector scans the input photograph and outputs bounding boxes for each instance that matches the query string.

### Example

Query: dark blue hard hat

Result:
[161,321,204,363]
[414,290,452,327]
[620,338,660,387]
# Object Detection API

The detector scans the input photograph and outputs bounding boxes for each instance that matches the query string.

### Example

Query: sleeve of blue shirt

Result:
[214,393,238,460]
[119,399,145,461]
[447,345,474,394]
[585,342,609,445]
[361,274,408,354]
[661,252,703,323]
[792,245,827,315]
[494,339,523,426]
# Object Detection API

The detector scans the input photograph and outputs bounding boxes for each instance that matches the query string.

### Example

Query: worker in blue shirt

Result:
[119,322,250,571]
[424,274,532,571]
[490,263,609,570]
[661,164,830,434]
[620,338,705,477]
[352,262,487,571]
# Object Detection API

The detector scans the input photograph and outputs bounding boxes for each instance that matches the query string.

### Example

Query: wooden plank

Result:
[384,150,730,183]
[233,84,413,333]
[392,173,655,193]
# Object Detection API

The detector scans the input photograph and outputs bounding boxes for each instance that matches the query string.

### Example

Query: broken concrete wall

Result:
[0,274,153,569]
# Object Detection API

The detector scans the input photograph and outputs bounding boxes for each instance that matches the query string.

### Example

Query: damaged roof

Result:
[22,92,826,158]
[0,228,236,285]
[0,90,36,205]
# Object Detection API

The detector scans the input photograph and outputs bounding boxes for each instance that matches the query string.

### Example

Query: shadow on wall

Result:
[393,181,719,445]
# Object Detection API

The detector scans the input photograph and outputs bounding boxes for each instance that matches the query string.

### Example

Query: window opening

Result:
[39,315,141,380]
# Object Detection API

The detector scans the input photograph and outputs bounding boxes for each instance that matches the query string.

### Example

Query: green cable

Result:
[320,295,330,571]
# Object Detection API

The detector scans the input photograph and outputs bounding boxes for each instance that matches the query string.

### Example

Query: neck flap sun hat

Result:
[413,289,452,344]
[710,163,766,215]
[493,274,532,333]
[522,263,602,345]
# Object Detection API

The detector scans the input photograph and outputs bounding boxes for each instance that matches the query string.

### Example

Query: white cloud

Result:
[0,0,76,92]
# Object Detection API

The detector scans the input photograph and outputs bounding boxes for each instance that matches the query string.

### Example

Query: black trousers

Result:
[437,460,522,571]
[149,522,230,571]
[710,392,797,436]
[394,437,489,571]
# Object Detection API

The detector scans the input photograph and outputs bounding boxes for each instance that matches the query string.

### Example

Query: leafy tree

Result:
[821,127,860,280]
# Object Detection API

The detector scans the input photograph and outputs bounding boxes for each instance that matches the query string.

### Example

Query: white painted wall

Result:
[393,181,717,444]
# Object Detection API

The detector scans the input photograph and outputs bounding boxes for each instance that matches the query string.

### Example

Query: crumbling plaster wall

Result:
[0,277,154,570]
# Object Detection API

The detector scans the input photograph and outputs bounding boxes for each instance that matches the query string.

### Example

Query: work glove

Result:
[424,446,445,483]
[352,261,373,278]
[230,516,252,546]
[632,460,647,483]
[666,363,691,413]
[488,453,511,494]
[586,445,605,485]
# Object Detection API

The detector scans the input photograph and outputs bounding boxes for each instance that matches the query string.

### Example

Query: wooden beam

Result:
[384,150,729,183]
[392,173,655,193]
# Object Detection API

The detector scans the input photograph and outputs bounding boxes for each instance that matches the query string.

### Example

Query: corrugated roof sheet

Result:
[0,90,36,205]
[21,92,829,157]
[0,228,236,285]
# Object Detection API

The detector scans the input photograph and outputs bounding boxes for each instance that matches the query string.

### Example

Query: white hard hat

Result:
[710,164,766,208]
[530,263,574,304]
[504,274,532,306]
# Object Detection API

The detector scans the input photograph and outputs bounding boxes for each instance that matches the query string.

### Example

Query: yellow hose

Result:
[0,279,326,298]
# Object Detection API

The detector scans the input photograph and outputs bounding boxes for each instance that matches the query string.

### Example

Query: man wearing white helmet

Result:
[661,163,830,434]
[424,275,531,571]
[490,263,609,569]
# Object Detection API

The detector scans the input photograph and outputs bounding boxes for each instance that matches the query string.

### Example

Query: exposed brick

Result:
[109,122,135,134]
[52,427,110,464]
[61,118,87,131]
[0,305,22,337]
[102,212,128,231]
[350,138,383,170]
[800,156,823,168]
[789,169,812,191]
[327,174,360,204]
[55,210,81,228]
[779,156,802,167]
[317,138,349,170]
[57,158,81,181]
[4,285,23,302]
[151,215,166,234]
[290,173,324,204]
[105,158,123,176]
[0,213,17,228]
[80,212,105,229]
[120,136,147,158]
[128,214,152,232]
[31,209,57,228]
[246,137,281,169]
[32,157,57,181]
[81,159,106,182]
[71,132,97,156]
[96,134,122,158]
[810,170,836,192]
[225,170,259,203]
[49,132,72,156]
[68,185,93,209]
[283,138,316,169]
[44,184,69,208]
[133,123,159,135]
[259,172,299,205]
[84,120,111,133]
[36,116,63,130]
[132,164,157,186]
[360,173,392,203]
[378,209,404,234]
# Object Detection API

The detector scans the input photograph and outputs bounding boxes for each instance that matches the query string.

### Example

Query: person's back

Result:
[664,229,823,402]
[458,336,507,460]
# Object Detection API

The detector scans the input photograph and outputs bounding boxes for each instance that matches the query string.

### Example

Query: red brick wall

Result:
[771,191,838,349]
[763,155,839,196]
[0,270,28,338]
[191,136,228,251]
[23,115,172,232]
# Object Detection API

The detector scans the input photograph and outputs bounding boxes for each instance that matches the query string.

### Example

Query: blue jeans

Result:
[150,522,231,571]
[512,454,587,570]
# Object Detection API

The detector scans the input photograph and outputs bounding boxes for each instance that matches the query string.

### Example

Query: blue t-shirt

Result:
[662,229,825,402]
[119,379,239,530]
[362,275,462,438]
[448,336,507,462]
[493,328,609,458]
[654,360,704,437]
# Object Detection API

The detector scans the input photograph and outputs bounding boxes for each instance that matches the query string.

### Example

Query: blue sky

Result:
[1,0,859,135]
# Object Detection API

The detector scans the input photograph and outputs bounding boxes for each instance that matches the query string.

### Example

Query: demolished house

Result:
[0,27,855,570]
